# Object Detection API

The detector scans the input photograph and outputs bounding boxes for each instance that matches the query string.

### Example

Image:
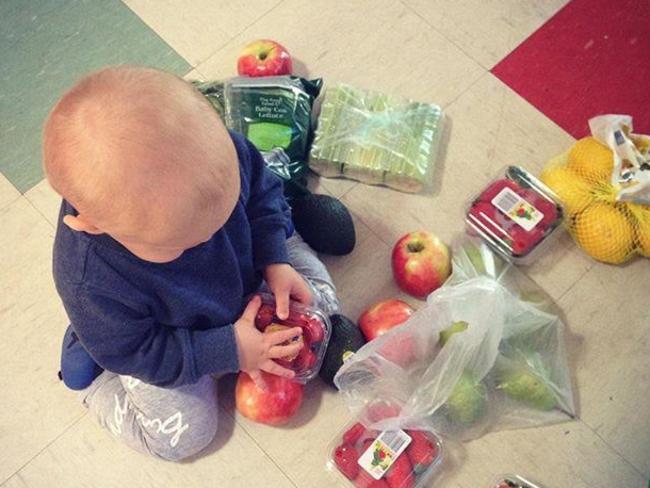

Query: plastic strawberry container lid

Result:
[465,165,564,265]
[254,293,331,383]
[490,473,543,488]
[326,419,444,488]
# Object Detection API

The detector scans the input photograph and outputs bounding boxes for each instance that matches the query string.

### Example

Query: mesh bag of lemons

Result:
[540,116,650,264]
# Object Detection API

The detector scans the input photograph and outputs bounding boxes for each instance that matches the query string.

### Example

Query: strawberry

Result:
[366,402,401,423]
[405,431,438,474]
[478,179,520,204]
[353,439,389,487]
[354,470,390,488]
[379,334,417,368]
[255,303,276,330]
[293,347,317,371]
[301,317,325,345]
[385,451,414,488]
[334,444,360,480]
[343,422,368,445]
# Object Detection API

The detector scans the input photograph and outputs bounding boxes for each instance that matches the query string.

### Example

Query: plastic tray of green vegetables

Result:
[309,84,444,193]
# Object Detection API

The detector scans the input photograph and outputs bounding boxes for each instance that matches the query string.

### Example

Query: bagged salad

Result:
[194,76,322,195]
[335,236,575,441]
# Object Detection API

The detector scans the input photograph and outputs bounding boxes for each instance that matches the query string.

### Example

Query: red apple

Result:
[378,332,418,368]
[391,231,451,298]
[237,39,292,77]
[358,299,414,341]
[235,371,303,425]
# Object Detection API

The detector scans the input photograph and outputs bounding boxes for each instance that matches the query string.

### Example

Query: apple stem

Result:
[407,241,424,253]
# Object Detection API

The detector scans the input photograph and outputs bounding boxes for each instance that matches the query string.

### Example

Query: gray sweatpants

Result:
[80,234,339,461]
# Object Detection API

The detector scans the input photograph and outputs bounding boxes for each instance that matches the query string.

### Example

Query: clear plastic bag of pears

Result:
[334,235,576,441]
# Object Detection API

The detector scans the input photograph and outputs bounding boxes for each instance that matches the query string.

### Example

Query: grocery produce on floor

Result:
[235,371,304,425]
[195,75,358,255]
[540,114,650,264]
[328,419,443,488]
[254,293,330,383]
[320,314,366,388]
[438,320,468,346]
[335,236,575,441]
[194,75,322,192]
[466,166,564,265]
[237,39,292,77]
[309,84,444,193]
[391,231,451,298]
[443,371,487,425]
[291,193,356,255]
[358,299,414,341]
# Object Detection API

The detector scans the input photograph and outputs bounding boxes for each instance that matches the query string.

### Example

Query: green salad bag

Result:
[194,76,322,198]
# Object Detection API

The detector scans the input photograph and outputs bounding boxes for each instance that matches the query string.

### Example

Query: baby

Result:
[43,66,339,461]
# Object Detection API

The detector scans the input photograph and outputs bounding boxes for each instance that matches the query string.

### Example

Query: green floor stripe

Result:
[1,0,192,193]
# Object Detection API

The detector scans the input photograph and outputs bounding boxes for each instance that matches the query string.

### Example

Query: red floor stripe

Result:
[492,0,650,139]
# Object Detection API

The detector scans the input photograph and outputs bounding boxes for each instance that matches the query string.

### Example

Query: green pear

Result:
[497,368,556,411]
[445,372,487,424]
[463,244,486,274]
[439,321,469,346]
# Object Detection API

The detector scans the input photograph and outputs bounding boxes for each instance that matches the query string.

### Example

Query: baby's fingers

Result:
[266,326,302,346]
[240,295,262,323]
[248,370,268,391]
[269,340,303,360]
[262,360,295,379]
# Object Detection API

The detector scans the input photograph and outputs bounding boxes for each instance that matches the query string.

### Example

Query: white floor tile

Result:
[0,173,20,211]
[23,180,61,228]
[123,0,282,66]
[5,410,293,488]
[404,0,570,68]
[198,0,485,106]
[0,198,82,483]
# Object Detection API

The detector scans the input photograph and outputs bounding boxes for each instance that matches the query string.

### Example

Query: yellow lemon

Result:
[567,137,614,183]
[540,166,594,216]
[574,203,635,264]
[628,203,650,257]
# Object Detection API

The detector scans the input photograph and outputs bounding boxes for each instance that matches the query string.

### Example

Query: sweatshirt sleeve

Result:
[64,284,240,387]
[240,137,292,270]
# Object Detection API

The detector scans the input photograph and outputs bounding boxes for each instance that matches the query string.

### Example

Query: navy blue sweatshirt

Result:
[54,133,292,387]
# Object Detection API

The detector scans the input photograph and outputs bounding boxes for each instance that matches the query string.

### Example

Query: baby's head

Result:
[43,66,239,263]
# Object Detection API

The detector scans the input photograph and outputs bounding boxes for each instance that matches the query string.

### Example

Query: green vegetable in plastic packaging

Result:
[194,76,322,196]
[310,84,444,193]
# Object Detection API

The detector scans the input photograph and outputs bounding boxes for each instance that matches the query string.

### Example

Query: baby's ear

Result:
[63,214,103,235]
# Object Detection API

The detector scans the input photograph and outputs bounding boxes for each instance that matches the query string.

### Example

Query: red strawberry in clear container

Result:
[405,431,438,474]
[470,202,509,239]
[353,439,390,488]
[508,226,532,256]
[301,317,325,345]
[255,302,276,330]
[343,422,368,445]
[366,401,401,423]
[334,444,360,480]
[293,347,317,371]
[354,471,390,488]
[478,178,520,204]
[385,451,415,488]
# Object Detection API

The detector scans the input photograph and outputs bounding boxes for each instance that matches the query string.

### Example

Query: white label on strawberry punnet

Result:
[492,187,544,231]
[357,430,412,480]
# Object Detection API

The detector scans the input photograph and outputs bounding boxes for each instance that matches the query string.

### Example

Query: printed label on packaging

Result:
[492,187,543,231]
[358,430,412,480]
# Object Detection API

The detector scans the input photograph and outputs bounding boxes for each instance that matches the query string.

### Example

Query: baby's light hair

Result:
[42,65,239,241]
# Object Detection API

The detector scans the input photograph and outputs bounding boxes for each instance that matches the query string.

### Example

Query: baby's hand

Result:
[263,263,313,320]
[234,295,303,388]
